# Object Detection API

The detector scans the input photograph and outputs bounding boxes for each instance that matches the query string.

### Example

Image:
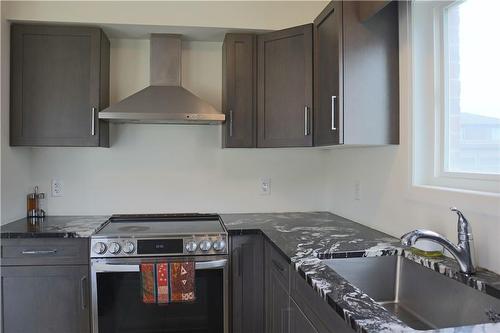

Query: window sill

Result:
[407,184,500,217]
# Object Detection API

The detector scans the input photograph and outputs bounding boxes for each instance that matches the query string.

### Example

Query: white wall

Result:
[28,39,329,215]
[0,2,32,224]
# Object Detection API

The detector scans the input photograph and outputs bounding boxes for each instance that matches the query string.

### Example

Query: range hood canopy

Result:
[99,34,225,124]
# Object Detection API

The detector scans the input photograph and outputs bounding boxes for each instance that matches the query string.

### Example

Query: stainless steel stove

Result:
[90,213,228,258]
[90,214,228,333]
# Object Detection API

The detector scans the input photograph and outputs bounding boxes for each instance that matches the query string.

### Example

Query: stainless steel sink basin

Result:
[323,256,500,330]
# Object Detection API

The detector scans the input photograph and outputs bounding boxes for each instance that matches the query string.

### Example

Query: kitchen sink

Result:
[322,256,500,330]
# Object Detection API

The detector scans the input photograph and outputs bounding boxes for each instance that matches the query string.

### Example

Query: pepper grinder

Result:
[27,186,46,218]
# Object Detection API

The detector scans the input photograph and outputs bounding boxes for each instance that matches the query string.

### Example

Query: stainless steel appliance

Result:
[90,214,228,333]
[98,34,225,124]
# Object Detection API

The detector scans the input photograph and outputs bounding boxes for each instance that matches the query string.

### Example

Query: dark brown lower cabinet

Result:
[1,265,90,333]
[265,239,291,333]
[231,235,265,333]
[262,237,353,333]
[290,265,353,333]
[265,271,290,333]
[290,299,318,333]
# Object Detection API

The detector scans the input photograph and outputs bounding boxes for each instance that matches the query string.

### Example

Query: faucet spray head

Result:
[450,207,473,240]
[401,232,413,247]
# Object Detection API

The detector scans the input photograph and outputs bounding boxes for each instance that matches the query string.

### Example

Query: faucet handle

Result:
[450,207,473,239]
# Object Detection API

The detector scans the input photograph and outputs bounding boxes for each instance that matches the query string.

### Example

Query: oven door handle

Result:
[93,259,227,273]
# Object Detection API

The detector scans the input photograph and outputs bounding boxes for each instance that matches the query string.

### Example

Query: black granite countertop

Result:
[0,216,110,238]
[220,212,500,333]
[2,212,499,332]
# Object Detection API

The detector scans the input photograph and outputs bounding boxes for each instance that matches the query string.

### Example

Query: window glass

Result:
[444,0,500,175]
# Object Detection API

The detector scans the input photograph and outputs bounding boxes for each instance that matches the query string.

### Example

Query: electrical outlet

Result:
[354,180,361,201]
[260,178,271,195]
[51,179,64,197]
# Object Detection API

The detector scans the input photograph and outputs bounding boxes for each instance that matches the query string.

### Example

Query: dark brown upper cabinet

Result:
[314,1,399,146]
[257,24,313,148]
[10,24,110,147]
[358,1,393,22]
[222,34,257,148]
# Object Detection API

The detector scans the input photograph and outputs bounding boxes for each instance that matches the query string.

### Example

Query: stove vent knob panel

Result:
[185,241,198,253]
[108,242,121,254]
[92,242,107,255]
[213,239,226,251]
[123,241,135,254]
[199,240,212,252]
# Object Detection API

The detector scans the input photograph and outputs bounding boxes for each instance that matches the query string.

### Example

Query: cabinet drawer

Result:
[266,240,290,290]
[1,238,89,266]
[290,271,352,333]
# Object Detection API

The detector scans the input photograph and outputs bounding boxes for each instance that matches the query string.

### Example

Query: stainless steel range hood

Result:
[99,34,224,124]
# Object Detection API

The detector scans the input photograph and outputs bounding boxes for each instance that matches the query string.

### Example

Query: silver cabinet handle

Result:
[91,107,96,136]
[229,110,233,137]
[22,249,57,255]
[304,106,310,136]
[80,276,88,310]
[331,96,337,131]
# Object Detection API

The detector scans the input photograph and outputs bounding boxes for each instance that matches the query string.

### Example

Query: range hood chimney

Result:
[99,34,225,124]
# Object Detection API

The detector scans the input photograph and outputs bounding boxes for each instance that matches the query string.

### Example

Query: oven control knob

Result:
[123,241,135,254]
[213,239,226,251]
[108,242,121,254]
[199,240,212,252]
[185,241,198,253]
[92,242,107,255]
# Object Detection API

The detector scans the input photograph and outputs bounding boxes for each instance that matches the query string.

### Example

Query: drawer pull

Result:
[21,249,57,255]
[272,259,285,272]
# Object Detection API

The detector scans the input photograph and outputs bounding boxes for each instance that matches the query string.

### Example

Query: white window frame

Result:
[411,0,500,194]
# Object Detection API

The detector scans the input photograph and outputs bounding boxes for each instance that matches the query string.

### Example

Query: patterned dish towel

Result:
[140,263,156,304]
[170,262,196,302]
[141,262,195,304]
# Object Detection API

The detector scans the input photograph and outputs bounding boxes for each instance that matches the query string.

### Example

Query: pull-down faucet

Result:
[401,208,476,275]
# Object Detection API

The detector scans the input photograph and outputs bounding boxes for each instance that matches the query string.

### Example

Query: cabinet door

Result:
[222,34,257,148]
[266,270,290,333]
[257,24,313,147]
[10,24,109,147]
[341,1,399,145]
[231,235,264,333]
[265,241,290,333]
[1,265,90,333]
[290,300,318,333]
[313,1,343,146]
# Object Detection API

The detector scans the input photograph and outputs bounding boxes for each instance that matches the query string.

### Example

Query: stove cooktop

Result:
[95,214,225,237]
[90,214,228,258]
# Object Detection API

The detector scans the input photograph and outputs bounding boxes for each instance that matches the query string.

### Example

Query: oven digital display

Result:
[137,239,184,254]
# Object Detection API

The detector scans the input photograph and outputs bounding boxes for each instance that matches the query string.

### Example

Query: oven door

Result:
[90,256,228,333]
